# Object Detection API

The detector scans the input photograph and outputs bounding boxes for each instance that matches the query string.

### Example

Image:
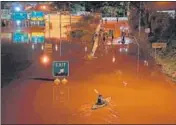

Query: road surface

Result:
[2,20,176,124]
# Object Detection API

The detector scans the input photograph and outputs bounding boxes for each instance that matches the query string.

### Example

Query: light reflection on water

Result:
[69,100,120,124]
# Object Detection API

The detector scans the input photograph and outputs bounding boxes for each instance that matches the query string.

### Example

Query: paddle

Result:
[94,89,99,95]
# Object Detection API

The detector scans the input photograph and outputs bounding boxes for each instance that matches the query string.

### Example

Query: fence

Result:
[102,17,128,21]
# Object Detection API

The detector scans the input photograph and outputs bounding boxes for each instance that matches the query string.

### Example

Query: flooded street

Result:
[1,18,176,124]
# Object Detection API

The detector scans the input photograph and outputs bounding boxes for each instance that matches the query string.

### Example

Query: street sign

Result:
[31,36,44,43]
[13,32,29,43]
[31,32,45,43]
[31,11,44,21]
[145,28,150,33]
[152,43,167,48]
[1,15,11,20]
[11,12,27,21]
[1,9,11,19]
[1,33,12,40]
[52,61,69,77]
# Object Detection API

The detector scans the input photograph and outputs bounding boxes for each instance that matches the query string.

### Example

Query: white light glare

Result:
[15,7,21,11]
[16,20,21,26]
[32,44,35,49]
[41,45,44,50]
[55,44,58,51]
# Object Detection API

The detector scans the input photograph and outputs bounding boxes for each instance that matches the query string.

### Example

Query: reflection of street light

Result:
[41,44,44,50]
[16,20,21,26]
[112,56,116,63]
[55,44,58,51]
[32,44,35,49]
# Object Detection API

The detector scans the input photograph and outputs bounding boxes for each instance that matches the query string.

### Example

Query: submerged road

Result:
[2,21,176,124]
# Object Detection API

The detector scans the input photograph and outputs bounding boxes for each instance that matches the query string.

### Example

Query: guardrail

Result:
[102,17,128,21]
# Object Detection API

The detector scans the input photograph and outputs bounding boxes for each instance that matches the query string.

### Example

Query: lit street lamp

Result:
[42,5,46,9]
[15,6,21,12]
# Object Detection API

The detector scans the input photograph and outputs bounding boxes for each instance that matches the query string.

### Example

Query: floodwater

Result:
[1,20,176,124]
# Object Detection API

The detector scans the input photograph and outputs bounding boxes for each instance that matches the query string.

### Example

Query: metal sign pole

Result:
[60,12,62,57]
[139,2,141,37]
[69,3,72,44]
[137,46,140,76]
[155,48,156,59]
[49,14,50,40]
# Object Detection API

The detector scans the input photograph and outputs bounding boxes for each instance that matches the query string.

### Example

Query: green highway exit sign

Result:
[52,61,69,77]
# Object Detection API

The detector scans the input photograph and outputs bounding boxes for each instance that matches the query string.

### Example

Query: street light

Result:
[131,35,140,79]
[14,6,21,12]
[39,4,48,11]
[42,5,46,9]
[40,55,50,65]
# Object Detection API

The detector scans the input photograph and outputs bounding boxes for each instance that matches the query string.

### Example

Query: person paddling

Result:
[96,95,105,105]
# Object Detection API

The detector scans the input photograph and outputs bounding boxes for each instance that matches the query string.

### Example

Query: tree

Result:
[70,15,100,43]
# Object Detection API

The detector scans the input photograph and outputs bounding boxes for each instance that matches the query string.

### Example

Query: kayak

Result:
[91,97,111,110]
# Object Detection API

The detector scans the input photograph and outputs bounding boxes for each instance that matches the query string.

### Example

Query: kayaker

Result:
[96,95,105,105]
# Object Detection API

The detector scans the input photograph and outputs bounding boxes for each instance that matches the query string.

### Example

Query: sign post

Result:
[52,61,69,105]
[152,43,167,49]
[152,42,167,59]
[52,61,69,78]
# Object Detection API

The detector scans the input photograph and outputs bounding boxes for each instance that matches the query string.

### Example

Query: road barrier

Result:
[102,17,128,21]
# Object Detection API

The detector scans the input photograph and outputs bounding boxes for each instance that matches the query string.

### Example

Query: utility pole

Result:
[60,11,62,56]
[124,2,126,17]
[69,2,72,43]
[139,2,141,37]
[131,36,140,79]
[127,2,130,17]
[49,14,50,40]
